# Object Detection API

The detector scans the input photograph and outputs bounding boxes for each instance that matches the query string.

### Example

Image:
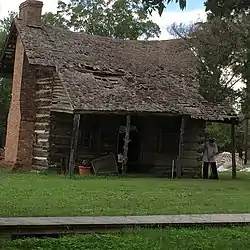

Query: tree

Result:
[204,0,249,19]
[0,11,16,32]
[168,20,242,103]
[206,122,244,157]
[168,20,247,164]
[43,0,161,40]
[142,0,187,15]
[204,0,250,164]
[0,12,15,147]
[141,0,248,16]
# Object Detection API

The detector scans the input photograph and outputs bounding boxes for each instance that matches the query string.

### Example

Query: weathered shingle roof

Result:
[9,19,238,121]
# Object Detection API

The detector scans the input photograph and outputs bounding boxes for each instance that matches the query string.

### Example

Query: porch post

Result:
[176,116,185,178]
[244,118,249,165]
[122,115,131,173]
[69,113,80,178]
[231,119,236,179]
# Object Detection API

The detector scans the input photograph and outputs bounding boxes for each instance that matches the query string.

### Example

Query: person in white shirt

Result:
[202,138,219,179]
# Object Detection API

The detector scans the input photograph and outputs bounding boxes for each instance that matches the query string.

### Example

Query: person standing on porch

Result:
[202,138,219,180]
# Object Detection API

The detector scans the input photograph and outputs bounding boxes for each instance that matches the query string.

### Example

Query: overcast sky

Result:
[0,0,207,39]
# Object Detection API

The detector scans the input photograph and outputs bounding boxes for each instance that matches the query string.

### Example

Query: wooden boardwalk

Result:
[0,214,250,236]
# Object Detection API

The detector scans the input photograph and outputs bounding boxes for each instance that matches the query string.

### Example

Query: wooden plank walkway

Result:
[0,214,250,236]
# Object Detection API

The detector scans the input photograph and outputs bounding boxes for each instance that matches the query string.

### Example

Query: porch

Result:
[50,112,208,178]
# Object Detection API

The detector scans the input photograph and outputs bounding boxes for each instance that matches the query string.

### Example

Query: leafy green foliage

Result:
[168,19,245,158]
[205,0,250,164]
[43,0,161,40]
[194,19,244,103]
[206,122,244,153]
[0,11,17,34]
[143,0,187,15]
[0,12,15,147]
[0,79,11,147]
[169,20,242,103]
[205,0,249,19]
[42,12,68,29]
[141,0,249,16]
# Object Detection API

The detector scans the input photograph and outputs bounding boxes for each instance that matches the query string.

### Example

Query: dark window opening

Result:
[79,130,92,149]
[101,127,116,152]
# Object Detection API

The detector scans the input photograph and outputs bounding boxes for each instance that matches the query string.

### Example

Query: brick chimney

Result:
[19,0,43,26]
[4,0,43,169]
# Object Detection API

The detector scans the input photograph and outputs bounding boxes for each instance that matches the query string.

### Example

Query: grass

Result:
[0,169,250,217]
[1,227,250,249]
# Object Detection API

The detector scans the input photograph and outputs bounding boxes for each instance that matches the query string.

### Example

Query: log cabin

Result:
[0,0,238,177]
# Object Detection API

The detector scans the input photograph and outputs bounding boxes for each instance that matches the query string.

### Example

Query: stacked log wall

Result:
[33,77,53,171]
[49,112,73,172]
[140,116,180,176]
[181,118,205,178]
[34,72,74,172]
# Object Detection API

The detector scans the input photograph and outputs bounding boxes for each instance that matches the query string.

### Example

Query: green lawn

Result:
[1,227,250,249]
[0,169,250,216]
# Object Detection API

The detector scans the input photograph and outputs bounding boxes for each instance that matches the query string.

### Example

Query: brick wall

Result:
[4,35,37,170]
[4,35,23,165]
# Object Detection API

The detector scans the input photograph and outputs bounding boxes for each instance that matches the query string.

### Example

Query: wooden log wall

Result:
[33,71,74,172]
[140,116,180,176]
[139,116,205,178]
[49,114,124,173]
[33,77,53,171]
[140,117,158,169]
[49,112,73,172]
[181,118,206,178]
[70,115,123,169]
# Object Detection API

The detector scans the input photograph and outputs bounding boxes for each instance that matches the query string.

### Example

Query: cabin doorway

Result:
[117,125,141,173]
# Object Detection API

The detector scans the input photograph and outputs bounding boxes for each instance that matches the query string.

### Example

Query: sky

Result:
[151,0,207,39]
[0,0,207,39]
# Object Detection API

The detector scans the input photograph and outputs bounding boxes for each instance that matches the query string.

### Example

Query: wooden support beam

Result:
[231,120,236,179]
[176,116,185,178]
[244,118,249,165]
[68,114,80,178]
[122,115,131,173]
